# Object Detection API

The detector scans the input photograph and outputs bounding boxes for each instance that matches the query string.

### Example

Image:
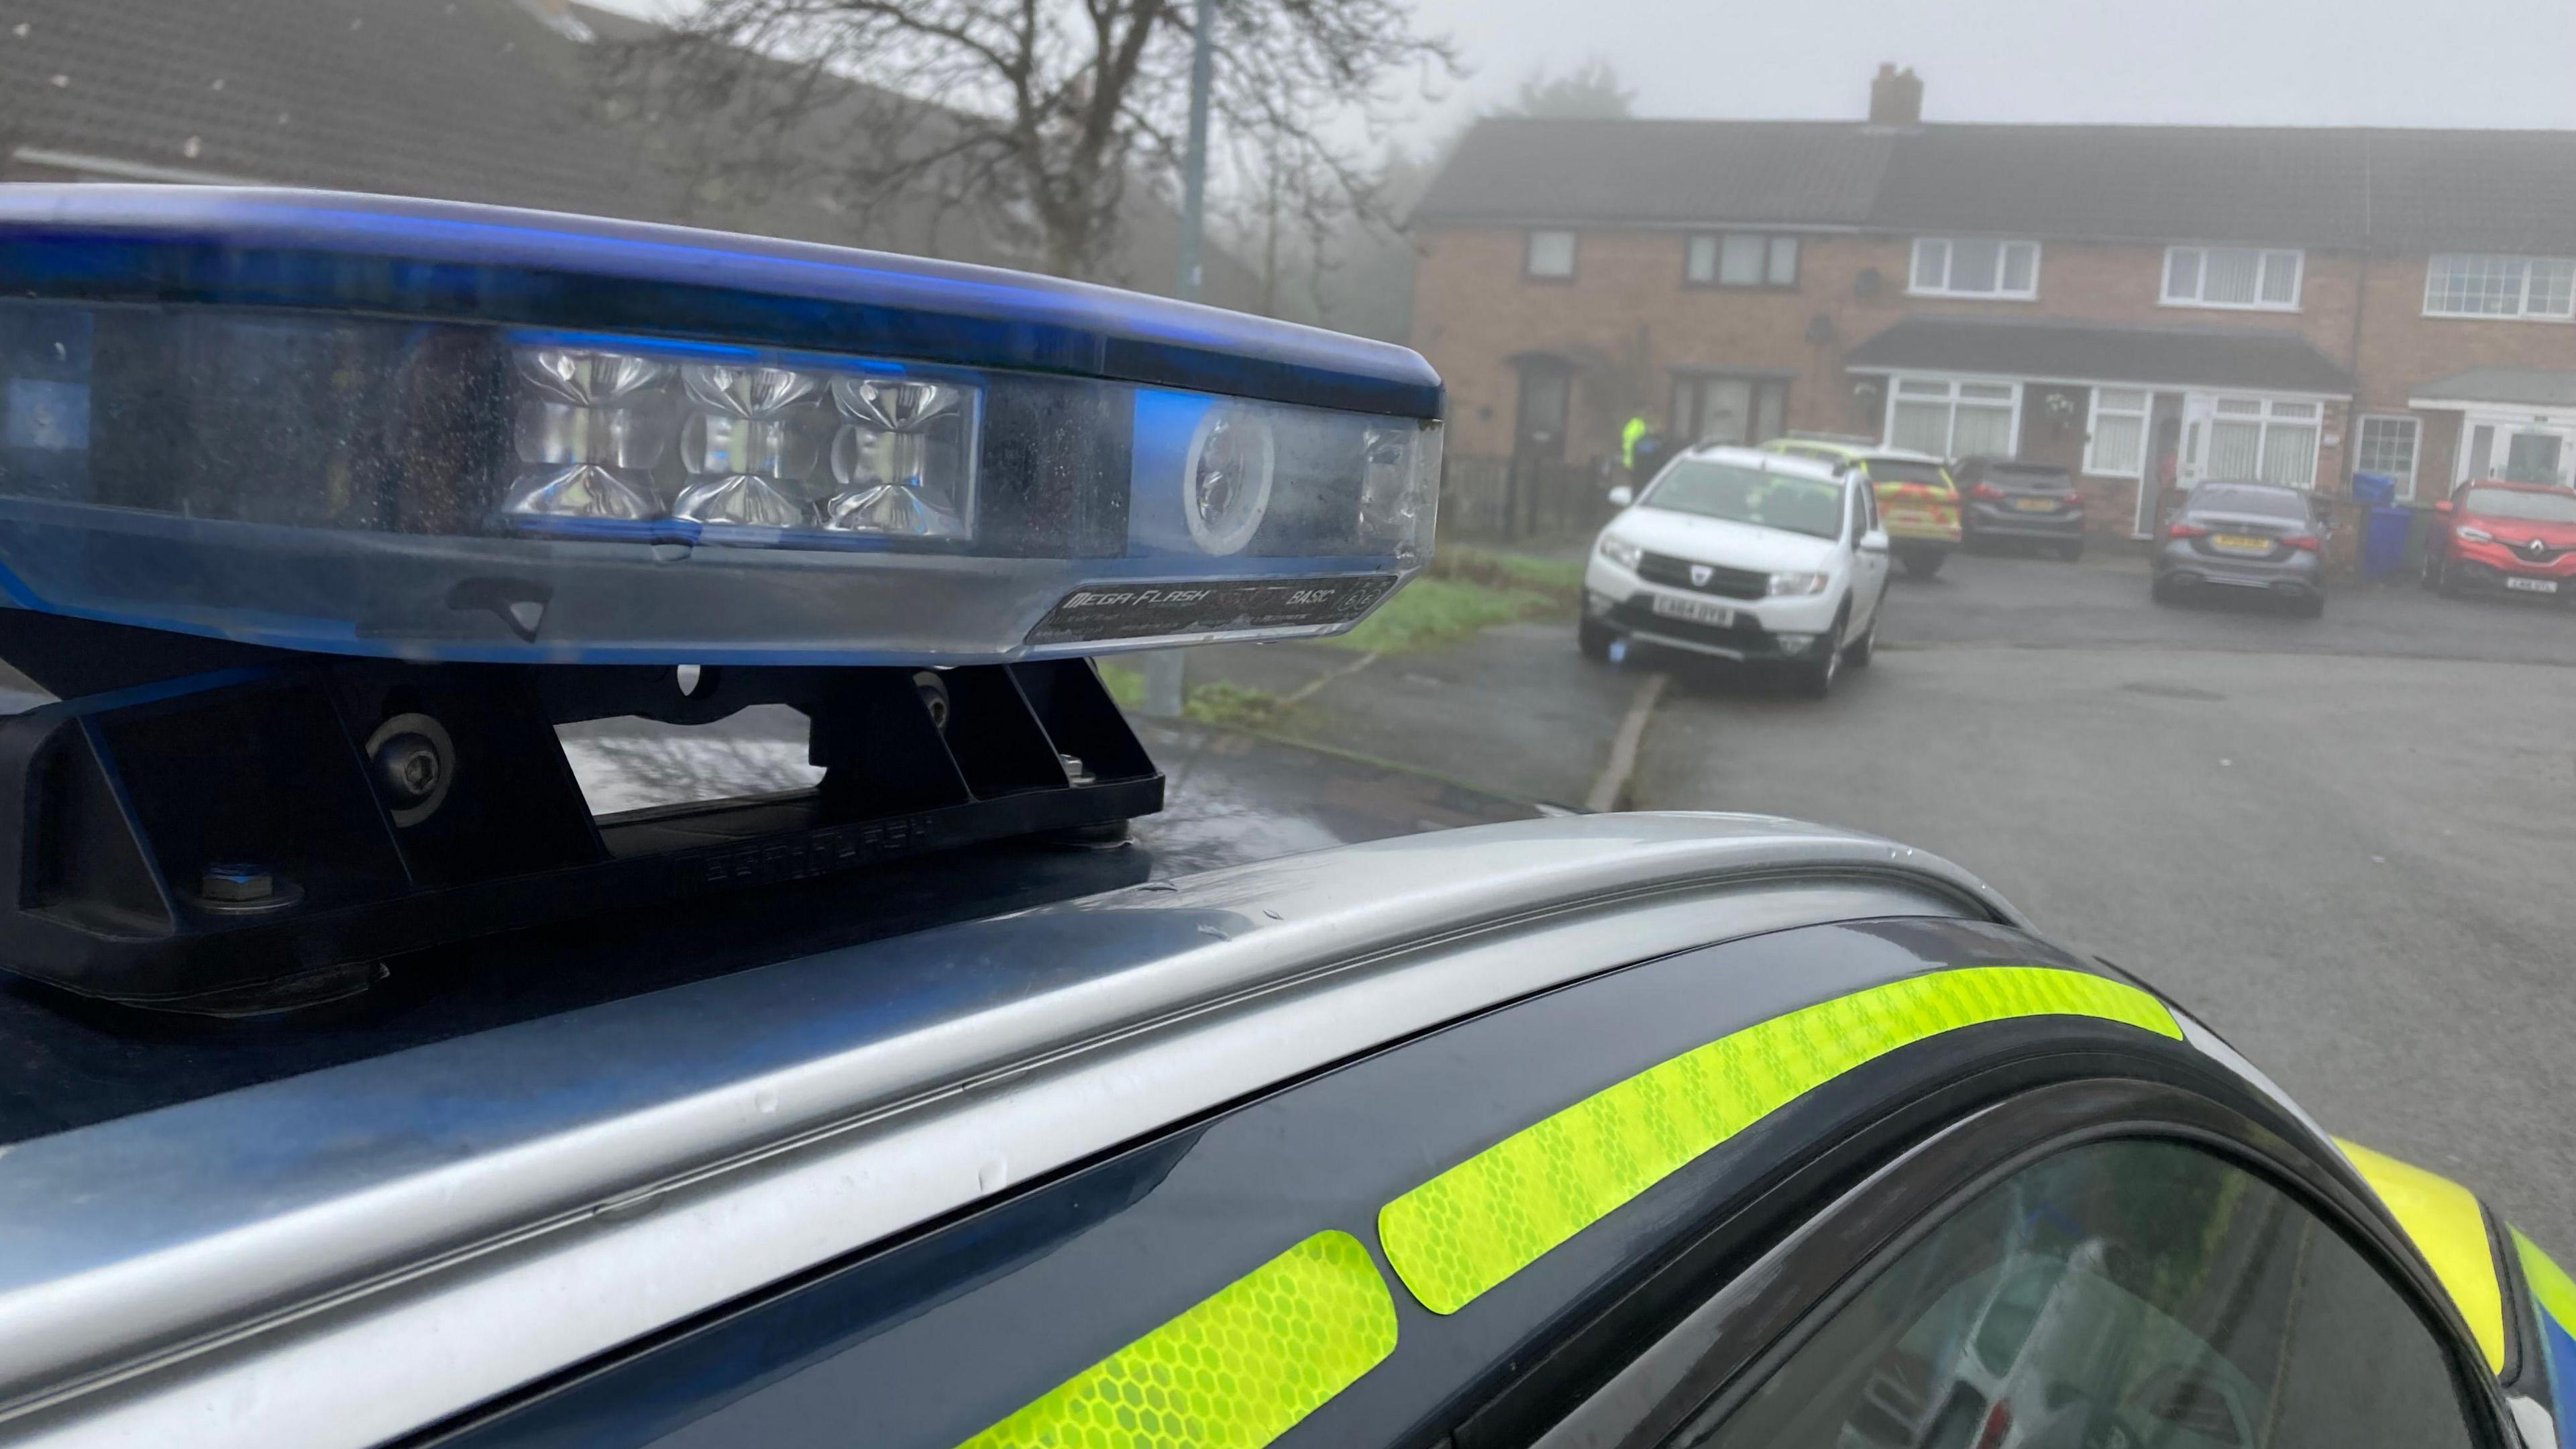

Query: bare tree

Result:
[600,1,1457,284]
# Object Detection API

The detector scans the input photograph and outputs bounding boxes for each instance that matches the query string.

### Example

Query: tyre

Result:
[1844,612,1876,669]
[1796,612,1849,698]
[1577,616,1613,661]
[2150,573,2179,606]
[2420,549,2443,591]
[1898,545,1947,579]
[2059,539,2086,562]
[2296,593,2326,619]
[2434,555,2462,598]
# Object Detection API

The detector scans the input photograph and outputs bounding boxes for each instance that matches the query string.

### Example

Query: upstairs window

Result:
[1525,229,1577,280]
[2424,254,2576,319]
[1909,238,2039,299]
[2164,246,2302,311]
[1686,233,1799,288]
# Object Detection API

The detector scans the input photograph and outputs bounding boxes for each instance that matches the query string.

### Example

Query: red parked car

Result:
[2422,478,2576,599]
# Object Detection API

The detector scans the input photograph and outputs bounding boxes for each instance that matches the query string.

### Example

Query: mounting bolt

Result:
[199,861,274,904]
[374,732,442,805]
[363,712,456,827]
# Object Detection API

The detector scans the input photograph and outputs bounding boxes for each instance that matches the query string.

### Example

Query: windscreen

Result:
[1643,461,1847,539]
[2461,486,2576,523]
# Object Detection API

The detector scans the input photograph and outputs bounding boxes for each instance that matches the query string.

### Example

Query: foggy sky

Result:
[1406,0,2576,135]
[580,0,2576,138]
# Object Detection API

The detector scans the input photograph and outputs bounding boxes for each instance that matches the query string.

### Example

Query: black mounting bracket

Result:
[0,613,1162,1013]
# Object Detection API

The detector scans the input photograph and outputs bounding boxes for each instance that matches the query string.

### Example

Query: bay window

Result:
[2085,388,2150,477]
[2424,254,2576,319]
[2163,246,2302,310]
[1887,377,2019,458]
[1909,238,2040,299]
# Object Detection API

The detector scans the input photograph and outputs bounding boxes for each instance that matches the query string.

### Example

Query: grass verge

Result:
[1323,546,1580,653]
[1093,661,1285,729]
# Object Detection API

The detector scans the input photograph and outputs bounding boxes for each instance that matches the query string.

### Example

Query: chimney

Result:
[1868,64,1923,126]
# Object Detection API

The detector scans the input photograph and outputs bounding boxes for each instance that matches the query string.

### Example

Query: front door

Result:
[2455,416,2576,488]
[2136,392,2185,537]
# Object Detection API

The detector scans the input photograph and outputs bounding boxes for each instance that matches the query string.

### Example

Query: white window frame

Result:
[2161,246,2303,312]
[2353,414,2422,499]
[2200,394,2322,490]
[2083,387,2151,479]
[1908,238,2041,300]
[1525,228,1577,280]
[1686,232,1799,288]
[2422,254,2576,321]
[1881,375,2023,459]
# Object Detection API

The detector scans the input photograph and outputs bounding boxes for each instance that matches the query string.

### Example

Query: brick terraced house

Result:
[1412,66,2576,538]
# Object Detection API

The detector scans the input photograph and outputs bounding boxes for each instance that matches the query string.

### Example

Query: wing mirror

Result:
[1860,529,1890,554]
[1606,485,1635,507]
[2432,499,2455,516]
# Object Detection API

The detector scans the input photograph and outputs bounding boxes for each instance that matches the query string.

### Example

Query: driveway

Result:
[1888,546,2576,663]
[1629,547,2576,1250]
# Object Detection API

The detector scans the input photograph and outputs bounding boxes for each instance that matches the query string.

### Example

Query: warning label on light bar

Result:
[1029,575,1400,645]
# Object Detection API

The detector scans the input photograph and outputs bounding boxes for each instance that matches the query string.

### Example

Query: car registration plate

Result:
[1650,593,1735,627]
[2506,576,2560,594]
[2212,533,2271,553]
[2011,496,2058,513]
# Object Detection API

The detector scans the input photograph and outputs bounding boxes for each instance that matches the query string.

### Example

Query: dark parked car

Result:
[2151,480,2327,616]
[1955,457,2086,559]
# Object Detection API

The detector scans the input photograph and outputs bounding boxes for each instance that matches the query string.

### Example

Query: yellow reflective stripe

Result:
[956,1230,1397,1449]
[2339,1138,2506,1373]
[2514,1226,2576,1337]
[1379,965,2179,1316]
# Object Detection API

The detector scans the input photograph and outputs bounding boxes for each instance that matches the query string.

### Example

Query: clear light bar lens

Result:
[0,297,1439,662]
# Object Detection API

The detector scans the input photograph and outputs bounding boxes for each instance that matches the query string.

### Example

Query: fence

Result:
[1440,453,1617,543]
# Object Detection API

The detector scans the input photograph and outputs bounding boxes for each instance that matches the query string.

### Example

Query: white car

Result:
[1581,443,1892,696]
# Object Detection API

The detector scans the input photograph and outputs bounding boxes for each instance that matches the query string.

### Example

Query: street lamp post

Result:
[1142,0,1215,720]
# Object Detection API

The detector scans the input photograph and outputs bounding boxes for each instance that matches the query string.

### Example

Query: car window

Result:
[2459,487,2576,523]
[1642,460,1849,540]
[2188,484,2310,519]
[1865,459,1950,488]
[1668,1140,2484,1449]
[1989,465,2076,490]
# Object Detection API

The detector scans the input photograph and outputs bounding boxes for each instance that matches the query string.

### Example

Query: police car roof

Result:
[1682,443,1847,481]
[0,814,2019,1444]
[1771,438,1948,466]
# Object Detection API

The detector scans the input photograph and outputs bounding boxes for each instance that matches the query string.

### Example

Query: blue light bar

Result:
[0,187,1444,665]
[0,187,1440,419]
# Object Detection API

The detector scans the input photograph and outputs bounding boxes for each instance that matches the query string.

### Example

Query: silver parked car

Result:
[2150,480,2328,617]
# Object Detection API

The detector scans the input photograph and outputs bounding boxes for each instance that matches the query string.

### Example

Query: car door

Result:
[1850,473,1891,626]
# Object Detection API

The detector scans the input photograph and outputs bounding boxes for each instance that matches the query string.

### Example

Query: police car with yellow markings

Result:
[0,189,2565,1449]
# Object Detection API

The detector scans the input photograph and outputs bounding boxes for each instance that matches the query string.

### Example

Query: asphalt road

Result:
[1629,549,2576,1250]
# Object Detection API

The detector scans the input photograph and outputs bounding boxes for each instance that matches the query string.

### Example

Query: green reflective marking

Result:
[2514,1226,2576,1337]
[955,1229,1397,1449]
[1378,965,2180,1315]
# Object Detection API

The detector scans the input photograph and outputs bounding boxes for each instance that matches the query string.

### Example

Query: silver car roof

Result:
[0,813,2026,1447]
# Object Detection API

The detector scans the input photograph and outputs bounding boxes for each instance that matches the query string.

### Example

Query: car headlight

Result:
[2457,525,2494,543]
[0,186,1446,664]
[1767,570,1832,596]
[1597,535,1644,570]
